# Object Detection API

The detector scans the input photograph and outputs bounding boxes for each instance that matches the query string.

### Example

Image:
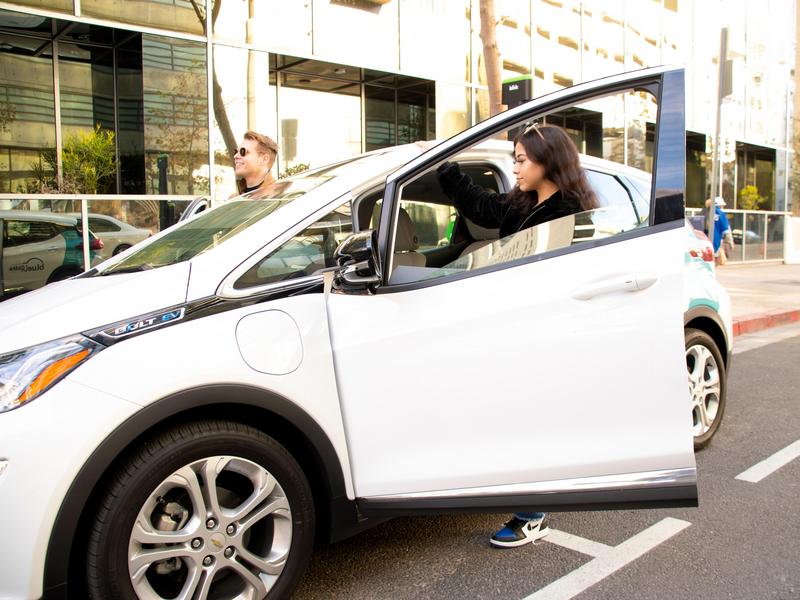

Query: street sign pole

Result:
[708,27,732,249]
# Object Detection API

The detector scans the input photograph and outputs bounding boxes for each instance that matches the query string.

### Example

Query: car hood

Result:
[0,262,190,354]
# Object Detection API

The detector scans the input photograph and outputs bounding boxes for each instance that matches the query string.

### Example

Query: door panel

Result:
[328,67,695,509]
[329,224,691,498]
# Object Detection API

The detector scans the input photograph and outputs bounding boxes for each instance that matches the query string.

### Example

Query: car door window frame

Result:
[217,193,355,299]
[372,68,685,295]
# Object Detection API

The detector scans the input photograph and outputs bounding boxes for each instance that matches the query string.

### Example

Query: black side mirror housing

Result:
[334,229,381,292]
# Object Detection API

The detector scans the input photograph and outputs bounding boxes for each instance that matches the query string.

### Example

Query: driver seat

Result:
[393,208,426,268]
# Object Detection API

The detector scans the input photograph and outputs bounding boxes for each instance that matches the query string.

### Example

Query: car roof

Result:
[0,210,78,225]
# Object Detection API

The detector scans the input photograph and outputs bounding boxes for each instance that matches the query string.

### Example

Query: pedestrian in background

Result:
[706,196,733,265]
[232,131,279,197]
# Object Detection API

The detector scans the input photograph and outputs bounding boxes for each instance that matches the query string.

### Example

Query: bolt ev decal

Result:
[95,307,186,342]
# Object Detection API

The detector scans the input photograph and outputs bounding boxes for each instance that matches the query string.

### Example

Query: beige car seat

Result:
[393,208,426,268]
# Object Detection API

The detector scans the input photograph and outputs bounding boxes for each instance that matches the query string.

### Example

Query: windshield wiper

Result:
[101,264,155,276]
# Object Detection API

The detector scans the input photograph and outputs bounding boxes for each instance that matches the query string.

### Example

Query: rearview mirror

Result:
[334,230,381,292]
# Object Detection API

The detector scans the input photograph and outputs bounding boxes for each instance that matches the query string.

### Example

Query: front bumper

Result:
[0,379,138,599]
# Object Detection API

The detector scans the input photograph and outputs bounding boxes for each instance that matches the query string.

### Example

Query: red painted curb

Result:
[732,309,800,337]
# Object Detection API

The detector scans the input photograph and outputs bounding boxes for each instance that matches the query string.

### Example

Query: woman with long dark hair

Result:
[437,122,597,240]
[437,123,597,548]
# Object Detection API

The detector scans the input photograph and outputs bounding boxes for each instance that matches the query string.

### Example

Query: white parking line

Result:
[523,518,691,600]
[735,439,800,483]
[543,529,612,558]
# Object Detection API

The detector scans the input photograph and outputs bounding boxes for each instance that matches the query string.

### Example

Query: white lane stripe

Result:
[735,439,800,483]
[544,529,612,558]
[523,518,691,600]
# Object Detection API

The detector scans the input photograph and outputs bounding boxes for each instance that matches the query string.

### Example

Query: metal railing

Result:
[685,207,789,263]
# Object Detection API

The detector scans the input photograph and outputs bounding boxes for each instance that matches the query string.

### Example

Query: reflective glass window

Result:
[0,30,55,194]
[766,214,784,260]
[743,212,766,261]
[58,41,117,193]
[276,74,361,174]
[81,0,206,36]
[141,35,209,195]
[1,1,71,13]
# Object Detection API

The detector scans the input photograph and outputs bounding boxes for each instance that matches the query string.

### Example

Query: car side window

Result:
[582,170,647,236]
[5,220,58,246]
[89,218,120,233]
[386,88,659,286]
[234,202,353,289]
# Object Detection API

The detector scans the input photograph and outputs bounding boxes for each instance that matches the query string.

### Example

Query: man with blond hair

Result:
[231,130,279,197]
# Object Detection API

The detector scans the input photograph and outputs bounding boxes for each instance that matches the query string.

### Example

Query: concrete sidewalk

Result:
[715,262,800,336]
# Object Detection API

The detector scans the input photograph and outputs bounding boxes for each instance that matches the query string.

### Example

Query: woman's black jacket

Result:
[436,161,580,238]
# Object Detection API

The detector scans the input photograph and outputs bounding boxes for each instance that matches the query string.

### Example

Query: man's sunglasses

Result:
[235,147,251,157]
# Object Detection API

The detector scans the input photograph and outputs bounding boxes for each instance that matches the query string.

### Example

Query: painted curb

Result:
[732,309,800,337]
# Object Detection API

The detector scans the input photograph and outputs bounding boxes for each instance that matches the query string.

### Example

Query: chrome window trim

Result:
[362,467,696,501]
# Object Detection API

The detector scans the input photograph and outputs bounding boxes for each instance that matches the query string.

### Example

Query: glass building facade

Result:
[0,0,795,223]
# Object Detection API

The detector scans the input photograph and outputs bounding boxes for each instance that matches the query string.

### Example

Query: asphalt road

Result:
[294,324,800,600]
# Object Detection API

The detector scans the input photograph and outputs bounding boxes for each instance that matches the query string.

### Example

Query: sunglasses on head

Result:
[522,121,545,140]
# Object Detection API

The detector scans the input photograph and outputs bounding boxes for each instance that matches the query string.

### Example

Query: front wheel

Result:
[685,328,727,450]
[87,420,315,600]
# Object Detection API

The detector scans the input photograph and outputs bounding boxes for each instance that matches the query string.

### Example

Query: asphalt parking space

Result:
[294,331,800,599]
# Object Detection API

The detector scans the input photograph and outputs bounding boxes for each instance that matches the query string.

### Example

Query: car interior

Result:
[350,159,649,285]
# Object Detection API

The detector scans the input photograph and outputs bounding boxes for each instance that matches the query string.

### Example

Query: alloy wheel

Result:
[127,455,292,600]
[686,342,721,438]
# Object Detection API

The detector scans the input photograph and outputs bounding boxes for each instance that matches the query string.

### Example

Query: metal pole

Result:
[80,197,90,272]
[708,27,728,250]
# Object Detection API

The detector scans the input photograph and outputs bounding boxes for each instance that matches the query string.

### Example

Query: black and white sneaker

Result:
[490,514,550,548]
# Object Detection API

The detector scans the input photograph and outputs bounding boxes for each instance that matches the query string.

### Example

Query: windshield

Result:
[101,200,291,275]
[100,150,396,275]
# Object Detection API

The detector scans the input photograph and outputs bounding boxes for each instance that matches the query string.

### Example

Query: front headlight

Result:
[0,336,103,414]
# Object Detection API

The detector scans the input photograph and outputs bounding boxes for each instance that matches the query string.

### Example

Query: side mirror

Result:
[179,197,210,222]
[334,229,381,292]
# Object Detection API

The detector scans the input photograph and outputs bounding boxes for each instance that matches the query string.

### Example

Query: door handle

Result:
[46,246,58,251]
[571,272,657,301]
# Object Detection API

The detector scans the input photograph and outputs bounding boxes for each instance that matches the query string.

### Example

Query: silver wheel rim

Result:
[128,455,292,600]
[686,343,721,438]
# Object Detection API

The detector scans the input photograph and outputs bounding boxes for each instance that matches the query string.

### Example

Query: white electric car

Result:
[0,67,730,600]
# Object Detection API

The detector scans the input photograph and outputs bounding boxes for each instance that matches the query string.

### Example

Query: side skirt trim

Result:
[357,468,698,517]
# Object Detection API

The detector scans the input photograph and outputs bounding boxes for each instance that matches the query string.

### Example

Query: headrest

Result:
[395,207,419,252]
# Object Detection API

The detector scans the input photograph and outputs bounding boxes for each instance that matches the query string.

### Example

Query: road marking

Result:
[524,518,691,600]
[735,439,800,483]
[544,529,612,558]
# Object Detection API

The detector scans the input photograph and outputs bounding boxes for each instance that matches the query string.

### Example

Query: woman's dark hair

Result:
[505,124,598,213]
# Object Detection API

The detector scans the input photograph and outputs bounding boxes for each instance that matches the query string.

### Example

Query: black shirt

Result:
[437,162,580,239]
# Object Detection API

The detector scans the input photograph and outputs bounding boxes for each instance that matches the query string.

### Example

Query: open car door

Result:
[328,67,696,515]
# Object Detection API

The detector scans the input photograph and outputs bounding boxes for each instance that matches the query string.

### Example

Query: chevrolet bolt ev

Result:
[1,67,730,600]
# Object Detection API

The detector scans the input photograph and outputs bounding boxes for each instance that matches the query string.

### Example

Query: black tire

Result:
[113,243,132,256]
[685,328,727,450]
[87,420,315,600]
